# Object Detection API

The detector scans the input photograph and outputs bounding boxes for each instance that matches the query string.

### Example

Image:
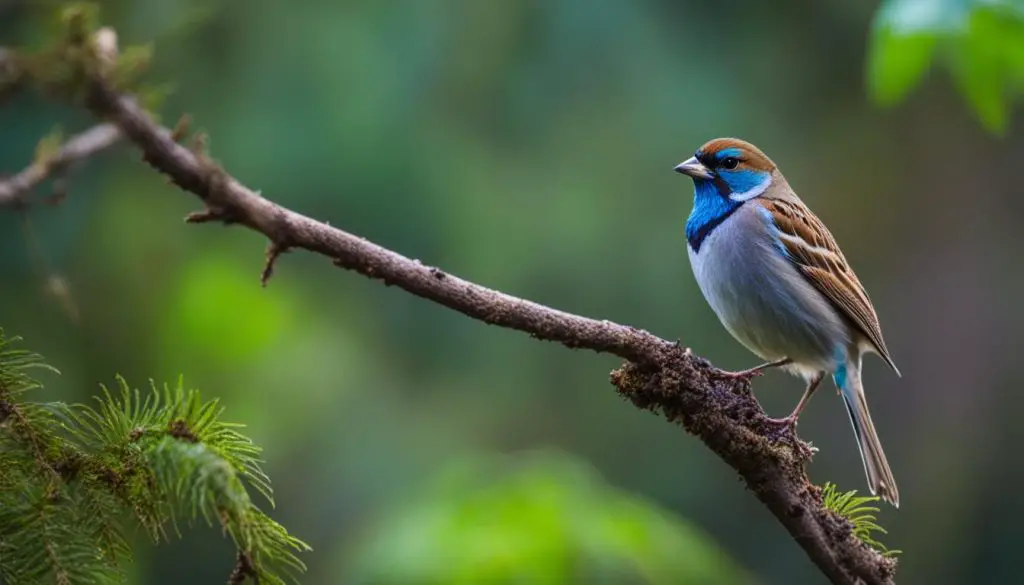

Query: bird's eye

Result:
[721,157,739,170]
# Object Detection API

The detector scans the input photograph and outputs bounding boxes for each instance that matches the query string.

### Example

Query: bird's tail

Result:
[835,359,899,508]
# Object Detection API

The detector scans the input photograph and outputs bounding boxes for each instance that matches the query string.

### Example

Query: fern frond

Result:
[821,482,901,556]
[69,376,310,583]
[67,479,133,567]
[0,483,122,585]
[0,332,59,401]
[156,378,275,506]
[0,330,308,584]
[244,509,311,585]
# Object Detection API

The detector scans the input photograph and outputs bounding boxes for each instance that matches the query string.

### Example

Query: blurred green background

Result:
[3,0,1024,583]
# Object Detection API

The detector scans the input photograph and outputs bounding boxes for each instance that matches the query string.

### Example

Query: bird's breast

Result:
[687,203,852,372]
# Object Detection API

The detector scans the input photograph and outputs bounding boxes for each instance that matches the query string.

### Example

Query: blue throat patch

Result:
[685,166,771,252]
[685,179,740,252]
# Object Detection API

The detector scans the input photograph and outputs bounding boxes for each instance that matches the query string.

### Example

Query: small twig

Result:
[0,124,116,324]
[0,124,123,206]
[227,551,258,585]
[171,114,192,142]
[184,208,224,223]
[260,241,288,287]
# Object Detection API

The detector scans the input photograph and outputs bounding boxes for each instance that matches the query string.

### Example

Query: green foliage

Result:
[820,482,900,557]
[8,3,163,107]
[349,451,755,585]
[0,331,309,584]
[868,0,1024,133]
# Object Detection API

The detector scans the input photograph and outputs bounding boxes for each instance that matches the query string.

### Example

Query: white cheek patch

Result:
[728,174,772,202]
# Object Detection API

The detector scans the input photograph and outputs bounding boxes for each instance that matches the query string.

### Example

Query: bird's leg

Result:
[718,357,792,380]
[765,372,825,427]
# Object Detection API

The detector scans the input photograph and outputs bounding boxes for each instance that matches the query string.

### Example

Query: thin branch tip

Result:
[92,26,119,67]
[188,131,210,157]
[227,551,257,585]
[0,124,122,207]
[184,208,220,223]
[184,206,238,225]
[261,241,289,287]
[171,114,192,142]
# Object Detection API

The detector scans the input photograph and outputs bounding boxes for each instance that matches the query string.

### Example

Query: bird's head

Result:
[674,138,778,202]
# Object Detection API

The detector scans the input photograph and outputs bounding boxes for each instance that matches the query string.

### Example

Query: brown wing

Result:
[763,199,899,374]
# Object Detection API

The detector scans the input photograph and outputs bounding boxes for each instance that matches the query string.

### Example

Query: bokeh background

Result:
[2,0,1024,583]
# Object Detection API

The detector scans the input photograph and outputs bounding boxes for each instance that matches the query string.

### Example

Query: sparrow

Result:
[674,138,899,507]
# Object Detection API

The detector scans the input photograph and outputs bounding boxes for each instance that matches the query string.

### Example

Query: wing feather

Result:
[764,199,899,374]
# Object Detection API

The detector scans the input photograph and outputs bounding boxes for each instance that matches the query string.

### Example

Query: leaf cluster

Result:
[868,0,1024,133]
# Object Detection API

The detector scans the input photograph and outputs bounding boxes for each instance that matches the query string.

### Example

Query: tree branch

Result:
[78,77,894,585]
[1,34,898,582]
[0,123,122,206]
[227,551,258,585]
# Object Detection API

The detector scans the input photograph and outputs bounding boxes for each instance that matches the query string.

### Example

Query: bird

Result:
[673,137,900,507]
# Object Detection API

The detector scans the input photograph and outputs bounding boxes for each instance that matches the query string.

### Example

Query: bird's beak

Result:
[674,157,714,180]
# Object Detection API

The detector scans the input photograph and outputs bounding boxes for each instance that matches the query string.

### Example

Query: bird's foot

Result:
[717,366,768,381]
[716,358,792,382]
[763,414,798,429]
[760,414,805,450]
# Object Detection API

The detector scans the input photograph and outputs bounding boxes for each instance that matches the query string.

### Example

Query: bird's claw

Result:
[763,415,798,429]
[718,368,766,381]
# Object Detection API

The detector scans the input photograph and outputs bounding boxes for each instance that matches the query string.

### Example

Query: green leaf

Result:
[866,0,1024,132]
[949,29,1009,132]
[958,3,1024,132]
[867,30,939,105]
[866,0,965,105]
